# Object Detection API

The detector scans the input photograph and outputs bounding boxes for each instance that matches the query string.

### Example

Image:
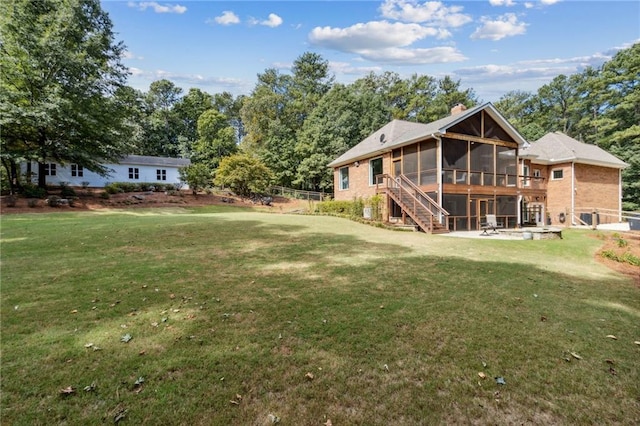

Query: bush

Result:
[316,200,356,215]
[59,182,77,198]
[100,191,110,199]
[27,199,39,208]
[22,183,47,199]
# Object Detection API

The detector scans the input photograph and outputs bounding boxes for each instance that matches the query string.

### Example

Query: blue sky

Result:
[102,1,640,102]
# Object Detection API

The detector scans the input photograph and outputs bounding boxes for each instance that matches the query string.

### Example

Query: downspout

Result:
[571,161,575,226]
[432,133,443,224]
[619,168,623,222]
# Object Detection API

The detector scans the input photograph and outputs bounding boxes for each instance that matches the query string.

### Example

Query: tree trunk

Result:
[38,162,47,189]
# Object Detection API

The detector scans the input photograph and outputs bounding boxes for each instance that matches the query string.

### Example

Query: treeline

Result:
[1,1,638,208]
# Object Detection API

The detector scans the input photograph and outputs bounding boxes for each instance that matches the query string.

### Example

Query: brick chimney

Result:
[450,103,467,115]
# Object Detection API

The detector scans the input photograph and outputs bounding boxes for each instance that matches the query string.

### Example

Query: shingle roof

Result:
[521,132,627,169]
[328,102,527,168]
[119,155,191,167]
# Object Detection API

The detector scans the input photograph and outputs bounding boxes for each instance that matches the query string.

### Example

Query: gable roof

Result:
[521,132,627,169]
[328,102,527,168]
[118,155,191,167]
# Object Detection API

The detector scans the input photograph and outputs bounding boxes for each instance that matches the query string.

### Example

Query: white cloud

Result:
[379,0,472,27]
[357,46,467,64]
[489,0,516,6]
[310,21,446,52]
[127,1,186,14]
[248,13,284,28]
[209,11,240,26]
[263,13,283,28]
[122,51,144,60]
[127,67,247,91]
[541,0,561,5]
[329,61,383,76]
[471,13,527,41]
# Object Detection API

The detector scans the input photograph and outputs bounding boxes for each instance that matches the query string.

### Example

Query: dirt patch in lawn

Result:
[0,191,310,215]
[594,231,640,285]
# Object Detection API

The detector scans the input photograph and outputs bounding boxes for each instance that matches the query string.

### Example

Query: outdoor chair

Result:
[480,214,504,235]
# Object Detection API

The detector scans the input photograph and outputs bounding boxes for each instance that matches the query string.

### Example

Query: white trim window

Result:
[339,166,349,190]
[551,169,563,180]
[533,169,541,178]
[522,164,530,187]
[45,163,56,176]
[71,164,84,177]
[369,157,383,186]
[128,167,139,180]
[157,169,167,181]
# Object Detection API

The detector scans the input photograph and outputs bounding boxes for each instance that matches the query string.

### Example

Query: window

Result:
[128,167,139,180]
[552,169,563,180]
[157,169,167,181]
[369,157,383,185]
[339,167,349,190]
[45,163,56,176]
[71,164,84,177]
[533,169,541,178]
[522,165,530,187]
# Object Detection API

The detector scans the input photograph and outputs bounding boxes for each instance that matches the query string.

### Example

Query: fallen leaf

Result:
[540,316,547,322]
[139,350,146,356]
[495,377,506,385]
[478,372,486,379]
[70,309,78,314]
[609,367,617,375]
[134,377,144,387]
[605,359,615,365]
[169,293,176,299]
[84,343,94,348]
[634,341,640,346]
[324,420,333,426]
[84,382,96,392]
[305,372,314,380]
[606,335,618,340]
[59,386,75,395]
[230,400,239,405]
[121,333,132,343]
[570,352,582,360]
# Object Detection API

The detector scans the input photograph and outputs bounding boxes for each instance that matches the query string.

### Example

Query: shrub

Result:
[27,199,39,208]
[316,200,356,215]
[5,195,17,207]
[22,183,47,199]
[59,182,77,198]
[100,191,110,199]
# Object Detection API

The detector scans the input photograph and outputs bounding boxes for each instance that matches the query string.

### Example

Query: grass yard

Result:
[1,207,639,425]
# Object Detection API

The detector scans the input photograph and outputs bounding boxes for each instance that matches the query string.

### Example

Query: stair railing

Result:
[376,174,450,231]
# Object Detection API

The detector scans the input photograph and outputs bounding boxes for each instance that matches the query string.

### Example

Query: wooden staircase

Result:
[377,174,450,234]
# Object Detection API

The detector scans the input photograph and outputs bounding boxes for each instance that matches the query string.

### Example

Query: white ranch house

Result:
[22,155,191,188]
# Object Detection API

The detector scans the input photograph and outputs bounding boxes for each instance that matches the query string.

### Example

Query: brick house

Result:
[520,132,627,227]
[328,102,627,233]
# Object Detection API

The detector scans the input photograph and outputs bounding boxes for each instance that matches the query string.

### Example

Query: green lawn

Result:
[1,207,639,425]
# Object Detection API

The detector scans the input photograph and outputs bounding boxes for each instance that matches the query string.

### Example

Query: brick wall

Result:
[333,154,390,201]
[574,164,620,211]
[545,162,573,225]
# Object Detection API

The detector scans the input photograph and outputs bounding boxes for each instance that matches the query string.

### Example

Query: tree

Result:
[139,79,183,157]
[214,154,273,198]
[0,0,131,190]
[173,88,214,156]
[179,163,213,195]
[294,83,388,191]
[192,109,237,169]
